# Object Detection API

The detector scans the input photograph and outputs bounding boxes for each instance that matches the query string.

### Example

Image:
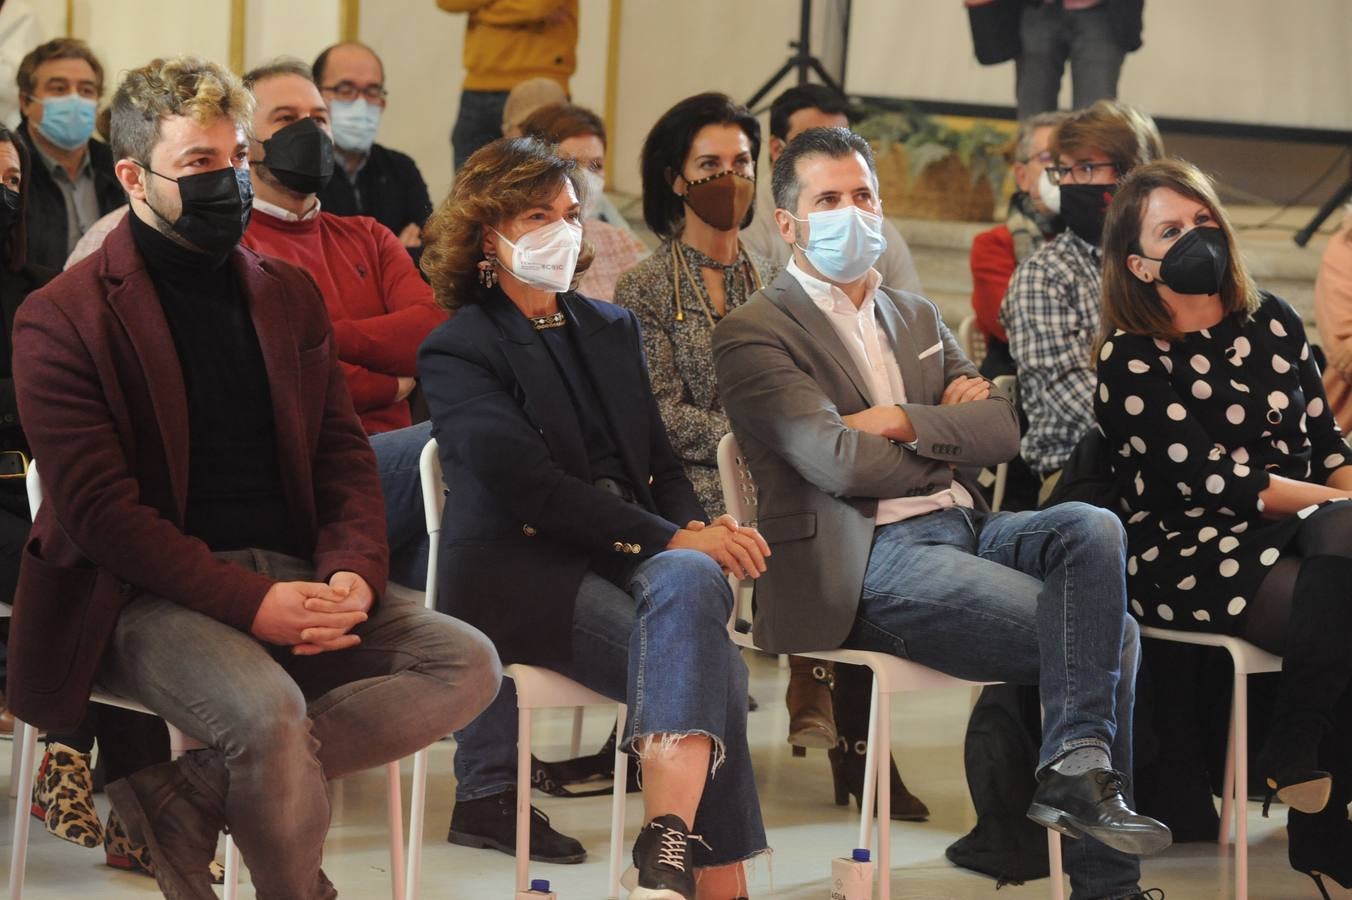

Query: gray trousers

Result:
[1016,2,1126,119]
[97,548,501,900]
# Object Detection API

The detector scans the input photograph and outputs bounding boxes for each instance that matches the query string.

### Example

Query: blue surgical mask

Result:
[35,94,97,151]
[788,205,888,283]
[328,98,382,154]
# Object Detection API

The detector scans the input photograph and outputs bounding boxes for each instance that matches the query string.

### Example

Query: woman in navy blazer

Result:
[418,138,769,899]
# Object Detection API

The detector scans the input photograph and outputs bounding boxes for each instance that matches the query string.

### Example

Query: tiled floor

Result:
[1,651,1342,898]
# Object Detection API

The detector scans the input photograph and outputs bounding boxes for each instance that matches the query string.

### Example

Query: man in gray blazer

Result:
[712,127,1168,900]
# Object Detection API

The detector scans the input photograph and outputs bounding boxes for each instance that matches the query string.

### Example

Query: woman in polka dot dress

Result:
[1095,159,1352,896]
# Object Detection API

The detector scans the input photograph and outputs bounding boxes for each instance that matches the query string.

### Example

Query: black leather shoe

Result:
[1027,768,1172,856]
[447,789,586,864]
[620,814,700,900]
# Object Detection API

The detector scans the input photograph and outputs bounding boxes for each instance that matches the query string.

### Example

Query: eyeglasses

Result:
[1047,162,1119,185]
[320,81,388,103]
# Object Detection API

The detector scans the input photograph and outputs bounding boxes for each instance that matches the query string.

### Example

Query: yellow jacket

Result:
[437,0,577,92]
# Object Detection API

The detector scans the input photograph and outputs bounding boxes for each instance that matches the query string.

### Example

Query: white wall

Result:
[846,0,1352,131]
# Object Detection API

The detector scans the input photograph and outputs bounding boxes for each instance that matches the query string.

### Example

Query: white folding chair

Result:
[407,439,629,900]
[9,461,407,900]
[716,434,1065,900]
[1140,626,1282,900]
[956,314,988,368]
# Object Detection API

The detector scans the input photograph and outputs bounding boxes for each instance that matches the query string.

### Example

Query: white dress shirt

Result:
[786,258,973,525]
[252,196,322,223]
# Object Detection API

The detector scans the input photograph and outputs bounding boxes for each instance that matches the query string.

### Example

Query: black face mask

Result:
[1140,225,1229,296]
[143,164,254,256]
[0,185,20,230]
[1059,183,1118,246]
[260,117,335,195]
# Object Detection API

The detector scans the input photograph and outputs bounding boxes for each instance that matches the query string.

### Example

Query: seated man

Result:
[712,127,1169,900]
[312,42,432,256]
[999,99,1161,479]
[242,58,445,587]
[8,56,500,900]
[16,37,125,270]
[969,110,1066,378]
[740,83,921,294]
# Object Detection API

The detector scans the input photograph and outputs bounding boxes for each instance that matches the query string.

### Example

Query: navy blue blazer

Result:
[418,291,707,666]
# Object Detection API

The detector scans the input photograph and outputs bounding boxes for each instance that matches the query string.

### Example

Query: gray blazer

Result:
[711,269,1020,654]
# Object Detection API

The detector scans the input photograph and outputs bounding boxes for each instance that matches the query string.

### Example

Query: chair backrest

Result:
[956,315,988,367]
[26,460,41,520]
[418,439,445,611]
[715,433,757,525]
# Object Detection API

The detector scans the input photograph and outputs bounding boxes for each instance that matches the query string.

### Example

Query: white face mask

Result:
[493,218,583,293]
[579,168,605,220]
[1037,167,1061,215]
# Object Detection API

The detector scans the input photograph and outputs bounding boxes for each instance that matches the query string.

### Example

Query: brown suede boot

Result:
[786,655,837,753]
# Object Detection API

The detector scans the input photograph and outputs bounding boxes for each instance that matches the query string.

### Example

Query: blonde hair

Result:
[1099,158,1261,345]
[110,56,254,163]
[422,137,594,310]
[1054,99,1162,176]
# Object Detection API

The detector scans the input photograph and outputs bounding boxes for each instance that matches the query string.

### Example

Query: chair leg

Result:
[8,719,38,900]
[405,747,430,900]
[876,685,892,900]
[386,762,406,900]
[1220,689,1237,847]
[608,704,628,900]
[1047,830,1065,900]
[8,718,24,798]
[1233,672,1249,900]
[570,707,584,758]
[857,678,880,853]
[223,833,240,900]
[516,705,532,895]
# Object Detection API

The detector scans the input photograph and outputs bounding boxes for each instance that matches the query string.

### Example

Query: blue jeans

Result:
[451,90,509,173]
[1016,2,1125,119]
[846,503,1141,900]
[370,421,432,589]
[453,550,768,868]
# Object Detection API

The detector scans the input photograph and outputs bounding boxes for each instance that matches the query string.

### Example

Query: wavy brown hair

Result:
[421,137,594,310]
[1100,158,1260,347]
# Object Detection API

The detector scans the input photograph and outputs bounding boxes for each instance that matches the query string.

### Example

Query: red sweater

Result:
[243,210,444,433]
[969,223,1015,344]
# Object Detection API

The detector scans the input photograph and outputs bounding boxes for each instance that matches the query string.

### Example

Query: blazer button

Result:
[629,544,642,555]
[522,524,537,537]
[613,541,625,553]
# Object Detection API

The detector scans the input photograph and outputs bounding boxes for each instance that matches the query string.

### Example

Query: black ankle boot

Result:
[829,662,930,821]
[1257,556,1352,816]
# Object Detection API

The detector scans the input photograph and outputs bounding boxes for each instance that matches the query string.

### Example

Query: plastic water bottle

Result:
[521,878,557,898]
[830,848,874,899]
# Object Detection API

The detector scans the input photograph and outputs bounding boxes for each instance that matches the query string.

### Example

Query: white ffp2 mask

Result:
[493,218,583,293]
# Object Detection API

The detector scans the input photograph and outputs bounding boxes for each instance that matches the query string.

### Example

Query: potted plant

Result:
[855,104,1013,222]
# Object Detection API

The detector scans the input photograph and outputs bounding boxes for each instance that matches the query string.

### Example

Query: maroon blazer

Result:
[7,216,388,731]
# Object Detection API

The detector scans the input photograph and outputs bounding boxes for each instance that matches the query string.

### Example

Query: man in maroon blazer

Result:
[8,56,500,900]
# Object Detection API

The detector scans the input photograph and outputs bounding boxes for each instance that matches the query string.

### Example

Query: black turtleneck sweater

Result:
[130,211,295,554]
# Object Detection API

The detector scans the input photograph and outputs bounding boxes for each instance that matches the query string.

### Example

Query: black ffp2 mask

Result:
[144,164,253,257]
[260,117,335,195]
[0,185,19,230]
[1059,182,1118,246]
[1141,225,1229,295]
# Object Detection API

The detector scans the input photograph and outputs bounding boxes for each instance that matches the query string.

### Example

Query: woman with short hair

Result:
[419,136,768,900]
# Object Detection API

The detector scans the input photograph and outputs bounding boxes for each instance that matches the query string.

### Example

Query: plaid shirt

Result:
[1000,230,1103,474]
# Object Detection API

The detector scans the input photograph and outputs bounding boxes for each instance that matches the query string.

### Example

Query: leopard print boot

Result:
[105,808,227,884]
[31,742,103,848]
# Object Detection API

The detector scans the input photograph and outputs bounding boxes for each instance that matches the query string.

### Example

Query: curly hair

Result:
[421,137,594,311]
[110,56,254,163]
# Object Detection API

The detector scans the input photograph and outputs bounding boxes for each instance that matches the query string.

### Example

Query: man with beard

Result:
[8,55,500,900]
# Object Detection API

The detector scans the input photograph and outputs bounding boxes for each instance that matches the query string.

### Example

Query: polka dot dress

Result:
[1095,294,1352,632]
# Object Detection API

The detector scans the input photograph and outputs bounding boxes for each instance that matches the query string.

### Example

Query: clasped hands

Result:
[250,570,374,656]
[667,513,772,581]
[841,375,991,442]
